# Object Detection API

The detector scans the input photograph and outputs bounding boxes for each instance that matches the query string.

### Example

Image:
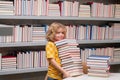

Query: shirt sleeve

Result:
[46,42,56,59]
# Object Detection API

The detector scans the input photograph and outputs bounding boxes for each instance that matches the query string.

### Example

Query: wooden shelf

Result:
[0,40,120,50]
[0,15,119,25]
[0,67,47,75]
[0,41,47,48]
[0,41,47,52]
[77,40,120,48]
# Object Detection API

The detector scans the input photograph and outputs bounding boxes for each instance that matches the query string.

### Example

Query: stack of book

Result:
[79,5,91,17]
[114,4,120,18]
[55,39,83,76]
[87,55,110,77]
[48,3,60,16]
[2,56,17,70]
[0,0,14,15]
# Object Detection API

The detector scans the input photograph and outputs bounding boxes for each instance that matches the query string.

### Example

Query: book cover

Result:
[88,55,110,60]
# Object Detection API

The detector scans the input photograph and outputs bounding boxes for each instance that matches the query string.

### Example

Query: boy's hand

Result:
[63,71,71,79]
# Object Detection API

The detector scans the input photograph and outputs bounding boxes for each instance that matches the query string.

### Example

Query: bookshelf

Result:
[0,15,120,25]
[0,67,47,75]
[0,41,46,47]
[77,40,120,48]
[0,0,120,80]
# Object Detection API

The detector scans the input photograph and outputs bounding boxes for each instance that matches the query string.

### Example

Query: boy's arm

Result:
[48,58,70,78]
[44,73,48,80]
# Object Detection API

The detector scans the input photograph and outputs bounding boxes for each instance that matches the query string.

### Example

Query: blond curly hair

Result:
[46,22,67,42]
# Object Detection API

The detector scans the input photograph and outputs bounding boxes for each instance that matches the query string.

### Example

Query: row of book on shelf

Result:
[0,0,120,18]
[0,23,120,43]
[0,51,48,70]
[0,24,48,43]
[0,43,119,72]
[80,47,120,63]
[0,38,120,78]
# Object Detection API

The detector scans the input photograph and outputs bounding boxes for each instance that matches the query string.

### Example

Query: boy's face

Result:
[54,28,65,41]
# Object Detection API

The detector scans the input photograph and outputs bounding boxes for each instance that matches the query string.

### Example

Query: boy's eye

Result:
[62,32,64,34]
[57,32,64,34]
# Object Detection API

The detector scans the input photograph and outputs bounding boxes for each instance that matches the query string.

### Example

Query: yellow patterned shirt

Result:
[46,41,62,80]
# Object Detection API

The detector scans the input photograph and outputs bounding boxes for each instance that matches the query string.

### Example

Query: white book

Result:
[55,39,77,46]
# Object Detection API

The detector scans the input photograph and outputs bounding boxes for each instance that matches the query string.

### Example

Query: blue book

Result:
[88,55,110,60]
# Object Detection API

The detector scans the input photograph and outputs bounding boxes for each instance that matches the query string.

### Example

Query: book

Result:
[55,39,77,46]
[88,72,109,77]
[62,62,82,67]
[88,68,109,73]
[63,65,83,70]
[87,59,108,63]
[88,55,110,60]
